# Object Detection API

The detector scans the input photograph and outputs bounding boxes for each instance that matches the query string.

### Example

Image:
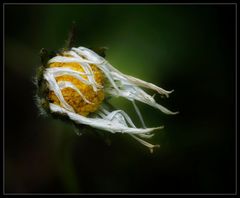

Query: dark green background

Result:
[5,4,236,193]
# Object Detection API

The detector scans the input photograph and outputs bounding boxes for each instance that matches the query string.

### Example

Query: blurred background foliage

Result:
[5,4,235,193]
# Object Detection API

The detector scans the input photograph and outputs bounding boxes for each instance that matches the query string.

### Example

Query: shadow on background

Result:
[5,4,236,193]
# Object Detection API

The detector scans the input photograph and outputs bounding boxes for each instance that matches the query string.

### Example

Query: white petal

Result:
[100,60,173,97]
[70,47,174,97]
[132,100,147,128]
[46,67,92,85]
[64,51,81,58]
[106,84,178,115]
[49,103,162,134]
[48,55,98,65]
[74,47,105,64]
[80,62,103,91]
[71,47,121,93]
[46,67,90,76]
[43,72,74,112]
[102,109,137,128]
[122,75,174,97]
[136,133,155,139]
[57,81,93,104]
[66,48,103,91]
[130,134,160,153]
[48,55,103,91]
[96,64,121,93]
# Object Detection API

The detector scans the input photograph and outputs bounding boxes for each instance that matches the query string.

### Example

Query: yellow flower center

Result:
[47,60,105,117]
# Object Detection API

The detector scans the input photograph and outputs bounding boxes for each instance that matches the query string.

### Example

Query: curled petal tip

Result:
[164,89,174,98]
[155,104,178,115]
[165,110,179,115]
[164,89,174,94]
[130,134,161,153]
[155,126,164,130]
[149,144,160,154]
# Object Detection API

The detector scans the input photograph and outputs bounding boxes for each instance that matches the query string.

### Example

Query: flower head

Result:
[35,46,178,153]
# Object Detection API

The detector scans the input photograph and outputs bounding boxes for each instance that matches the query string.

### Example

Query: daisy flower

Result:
[35,46,178,153]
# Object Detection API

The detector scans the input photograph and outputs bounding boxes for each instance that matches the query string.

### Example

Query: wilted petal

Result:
[43,72,75,112]
[46,67,92,85]
[57,81,93,104]
[74,47,105,64]
[71,47,174,96]
[48,55,97,65]
[106,82,178,115]
[119,74,174,97]
[99,59,173,97]
[130,134,160,153]
[49,103,163,134]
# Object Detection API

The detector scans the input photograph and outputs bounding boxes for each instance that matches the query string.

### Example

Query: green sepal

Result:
[39,48,57,68]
